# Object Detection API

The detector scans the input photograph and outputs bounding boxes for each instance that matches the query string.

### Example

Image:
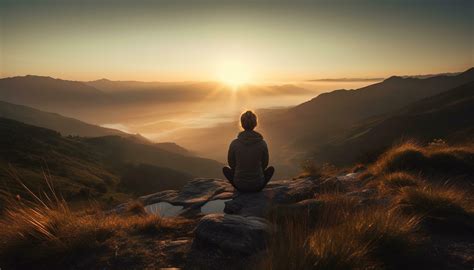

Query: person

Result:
[223,110,274,192]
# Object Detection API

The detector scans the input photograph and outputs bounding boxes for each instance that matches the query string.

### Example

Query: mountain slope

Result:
[0,100,129,137]
[0,75,108,110]
[83,136,221,178]
[0,118,222,206]
[263,67,474,149]
[171,68,474,171]
[316,81,474,165]
[0,117,119,201]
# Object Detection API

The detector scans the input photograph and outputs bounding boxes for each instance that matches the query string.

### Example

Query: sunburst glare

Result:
[216,61,252,89]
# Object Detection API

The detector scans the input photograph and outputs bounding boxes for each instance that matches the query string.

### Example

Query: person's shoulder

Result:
[230,138,239,147]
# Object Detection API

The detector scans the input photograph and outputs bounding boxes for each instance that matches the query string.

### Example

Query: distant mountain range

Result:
[0,100,128,137]
[263,67,474,165]
[0,68,472,181]
[0,75,313,124]
[172,67,474,170]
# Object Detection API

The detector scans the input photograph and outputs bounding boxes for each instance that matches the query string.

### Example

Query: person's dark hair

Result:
[240,110,257,130]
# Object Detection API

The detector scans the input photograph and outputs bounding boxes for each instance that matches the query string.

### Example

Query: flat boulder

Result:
[187,213,271,269]
[140,178,232,207]
[224,177,319,217]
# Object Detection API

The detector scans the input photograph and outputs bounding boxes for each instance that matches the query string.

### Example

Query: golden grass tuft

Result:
[124,200,147,216]
[369,141,474,177]
[0,191,168,268]
[260,194,421,270]
[374,172,421,193]
[299,161,339,179]
[395,185,474,232]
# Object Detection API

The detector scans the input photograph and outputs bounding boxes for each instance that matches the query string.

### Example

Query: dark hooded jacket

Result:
[227,130,269,191]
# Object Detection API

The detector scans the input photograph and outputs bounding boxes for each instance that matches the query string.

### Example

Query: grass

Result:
[260,193,422,270]
[299,161,339,179]
[363,142,474,232]
[262,141,474,270]
[369,140,474,179]
[372,172,421,194]
[395,185,474,232]
[0,178,181,269]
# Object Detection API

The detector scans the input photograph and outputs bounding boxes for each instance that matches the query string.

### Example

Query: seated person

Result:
[223,110,274,192]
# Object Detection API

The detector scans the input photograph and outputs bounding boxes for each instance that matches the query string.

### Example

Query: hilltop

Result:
[0,141,472,269]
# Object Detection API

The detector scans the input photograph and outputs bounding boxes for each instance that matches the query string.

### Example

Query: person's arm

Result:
[228,141,236,169]
[262,141,269,169]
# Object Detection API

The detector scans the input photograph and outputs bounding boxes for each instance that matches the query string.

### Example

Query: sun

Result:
[217,62,251,89]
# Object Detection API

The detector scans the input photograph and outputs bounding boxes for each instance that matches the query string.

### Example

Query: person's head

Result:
[240,110,257,131]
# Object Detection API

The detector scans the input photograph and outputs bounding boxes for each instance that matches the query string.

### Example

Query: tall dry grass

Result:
[0,174,166,268]
[369,140,474,178]
[260,193,422,270]
[395,185,474,232]
[261,141,474,269]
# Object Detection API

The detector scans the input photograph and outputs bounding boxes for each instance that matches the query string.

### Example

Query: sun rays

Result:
[216,61,253,90]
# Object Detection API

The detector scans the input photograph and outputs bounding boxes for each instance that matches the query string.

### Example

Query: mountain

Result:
[171,68,474,172]
[315,81,474,165]
[0,100,129,137]
[0,75,315,127]
[264,67,474,149]
[0,118,223,207]
[154,142,195,156]
[0,75,109,112]
[83,135,222,178]
[0,117,119,202]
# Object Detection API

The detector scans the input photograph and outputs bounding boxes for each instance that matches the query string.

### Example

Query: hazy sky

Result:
[1,0,472,82]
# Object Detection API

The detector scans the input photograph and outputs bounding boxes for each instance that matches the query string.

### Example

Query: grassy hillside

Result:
[0,118,222,208]
[0,118,118,201]
[83,136,222,178]
[263,142,473,270]
[263,67,474,149]
[316,81,474,165]
[0,141,471,269]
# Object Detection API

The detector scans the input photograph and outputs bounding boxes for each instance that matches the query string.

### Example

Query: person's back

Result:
[223,111,274,192]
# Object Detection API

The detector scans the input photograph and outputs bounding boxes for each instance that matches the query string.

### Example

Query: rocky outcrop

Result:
[186,213,271,269]
[126,173,362,269]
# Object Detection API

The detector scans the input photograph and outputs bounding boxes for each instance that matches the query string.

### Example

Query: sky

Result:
[1,0,473,82]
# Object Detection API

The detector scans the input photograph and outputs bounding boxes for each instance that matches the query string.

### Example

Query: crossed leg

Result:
[222,166,275,192]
